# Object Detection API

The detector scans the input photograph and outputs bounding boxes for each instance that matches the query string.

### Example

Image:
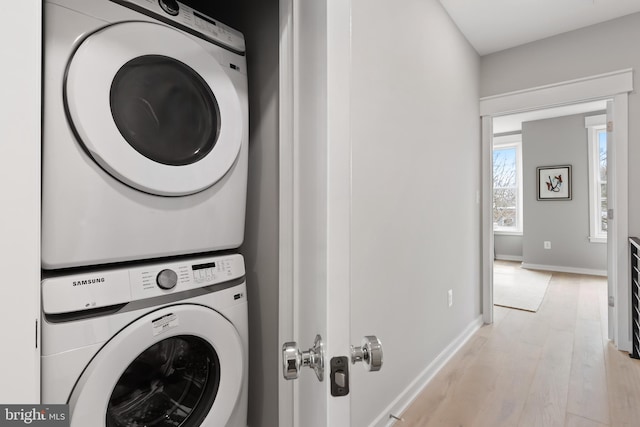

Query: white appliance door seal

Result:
[65,21,243,196]
[68,304,244,426]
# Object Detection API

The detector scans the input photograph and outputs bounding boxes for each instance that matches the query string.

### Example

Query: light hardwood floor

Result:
[399,266,640,427]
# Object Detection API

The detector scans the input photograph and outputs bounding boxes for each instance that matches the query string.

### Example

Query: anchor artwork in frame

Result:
[537,165,572,200]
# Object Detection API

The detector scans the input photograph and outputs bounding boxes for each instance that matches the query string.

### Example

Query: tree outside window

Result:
[493,135,522,233]
[586,115,607,242]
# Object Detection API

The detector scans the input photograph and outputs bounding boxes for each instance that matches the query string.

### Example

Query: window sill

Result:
[494,230,523,236]
[589,236,607,244]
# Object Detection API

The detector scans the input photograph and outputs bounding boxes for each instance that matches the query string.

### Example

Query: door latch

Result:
[330,356,349,397]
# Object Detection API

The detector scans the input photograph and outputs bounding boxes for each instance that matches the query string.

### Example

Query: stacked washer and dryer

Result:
[40,0,250,425]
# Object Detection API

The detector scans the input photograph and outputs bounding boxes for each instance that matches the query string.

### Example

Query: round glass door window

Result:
[106,335,220,427]
[110,55,221,166]
[64,21,244,196]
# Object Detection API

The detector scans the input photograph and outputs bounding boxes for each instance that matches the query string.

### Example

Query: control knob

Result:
[157,269,178,290]
[159,0,179,16]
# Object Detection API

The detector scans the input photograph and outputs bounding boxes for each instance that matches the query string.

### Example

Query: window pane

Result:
[601,213,608,232]
[493,146,519,230]
[598,130,607,181]
[493,148,517,187]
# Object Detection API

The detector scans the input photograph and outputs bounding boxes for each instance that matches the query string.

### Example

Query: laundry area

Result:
[6,1,640,427]
[4,0,270,425]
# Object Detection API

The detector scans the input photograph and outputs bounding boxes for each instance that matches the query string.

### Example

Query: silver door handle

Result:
[351,335,383,371]
[282,334,324,381]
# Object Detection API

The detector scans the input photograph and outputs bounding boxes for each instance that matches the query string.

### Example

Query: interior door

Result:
[279,0,354,426]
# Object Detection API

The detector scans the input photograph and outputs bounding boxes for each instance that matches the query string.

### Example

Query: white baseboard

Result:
[521,263,607,277]
[370,315,484,427]
[494,254,523,262]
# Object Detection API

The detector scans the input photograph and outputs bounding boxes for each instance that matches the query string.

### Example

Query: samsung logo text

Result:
[72,277,105,287]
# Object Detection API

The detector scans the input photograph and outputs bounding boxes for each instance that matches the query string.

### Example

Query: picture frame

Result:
[536,165,572,201]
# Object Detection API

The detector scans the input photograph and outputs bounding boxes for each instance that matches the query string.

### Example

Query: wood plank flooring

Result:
[399,266,640,427]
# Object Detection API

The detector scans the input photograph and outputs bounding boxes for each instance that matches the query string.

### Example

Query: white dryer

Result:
[42,0,249,269]
[41,253,248,427]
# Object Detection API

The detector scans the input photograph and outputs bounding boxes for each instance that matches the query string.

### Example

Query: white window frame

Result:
[585,114,607,243]
[493,134,523,235]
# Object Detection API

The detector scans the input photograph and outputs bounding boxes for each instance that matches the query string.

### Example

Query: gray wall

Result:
[237,1,280,426]
[185,1,280,425]
[495,234,523,260]
[480,12,640,238]
[350,0,481,424]
[521,114,606,271]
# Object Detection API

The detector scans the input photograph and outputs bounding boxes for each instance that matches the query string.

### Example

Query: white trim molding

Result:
[277,0,295,425]
[480,69,633,116]
[495,255,523,262]
[521,263,607,277]
[376,316,484,427]
[585,114,607,243]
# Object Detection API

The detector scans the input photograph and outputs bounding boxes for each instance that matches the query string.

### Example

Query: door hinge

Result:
[608,296,615,307]
[608,209,614,220]
[607,121,613,132]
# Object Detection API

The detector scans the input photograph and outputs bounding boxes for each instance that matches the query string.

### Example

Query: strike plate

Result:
[330,356,349,397]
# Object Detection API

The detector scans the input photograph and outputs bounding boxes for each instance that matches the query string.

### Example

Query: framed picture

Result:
[537,165,572,200]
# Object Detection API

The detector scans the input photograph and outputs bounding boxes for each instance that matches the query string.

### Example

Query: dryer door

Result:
[65,21,243,196]
[68,304,244,427]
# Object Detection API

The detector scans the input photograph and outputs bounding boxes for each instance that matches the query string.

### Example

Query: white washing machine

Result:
[42,0,249,269]
[41,253,248,427]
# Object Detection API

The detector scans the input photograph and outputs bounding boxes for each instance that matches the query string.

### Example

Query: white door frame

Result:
[278,0,353,426]
[278,0,295,424]
[480,69,633,351]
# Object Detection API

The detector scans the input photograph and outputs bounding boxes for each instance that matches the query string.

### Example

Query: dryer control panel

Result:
[42,253,245,315]
[110,0,245,53]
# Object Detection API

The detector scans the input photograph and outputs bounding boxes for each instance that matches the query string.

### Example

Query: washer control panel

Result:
[111,0,245,53]
[42,253,245,315]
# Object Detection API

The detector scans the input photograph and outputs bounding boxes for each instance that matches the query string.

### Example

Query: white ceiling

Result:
[439,0,640,55]
[492,100,607,134]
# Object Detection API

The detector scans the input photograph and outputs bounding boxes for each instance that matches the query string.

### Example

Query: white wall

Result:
[350,0,481,425]
[0,0,41,403]
[481,12,640,238]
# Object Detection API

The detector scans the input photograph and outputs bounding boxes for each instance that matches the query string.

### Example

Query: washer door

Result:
[65,22,243,196]
[68,305,244,427]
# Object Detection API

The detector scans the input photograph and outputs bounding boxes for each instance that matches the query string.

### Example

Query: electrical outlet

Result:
[544,241,551,250]
[448,289,453,307]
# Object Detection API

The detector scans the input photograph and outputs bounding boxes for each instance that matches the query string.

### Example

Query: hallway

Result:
[400,271,640,426]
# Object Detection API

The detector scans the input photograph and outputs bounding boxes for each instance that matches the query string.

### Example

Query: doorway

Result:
[480,69,632,352]
[491,101,608,313]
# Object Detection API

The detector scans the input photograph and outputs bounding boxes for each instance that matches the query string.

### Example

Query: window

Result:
[586,114,607,242]
[493,134,523,234]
